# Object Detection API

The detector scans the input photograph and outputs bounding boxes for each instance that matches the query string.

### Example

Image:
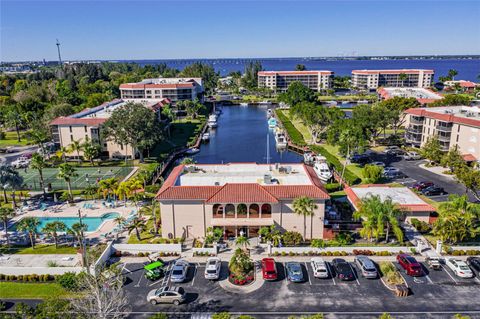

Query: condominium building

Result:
[257,71,334,92]
[50,99,168,159]
[404,106,480,162]
[378,87,443,105]
[119,77,204,103]
[352,69,434,90]
[156,163,330,240]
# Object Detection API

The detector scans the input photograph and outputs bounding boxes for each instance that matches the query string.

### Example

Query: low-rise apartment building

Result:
[156,163,330,240]
[378,87,443,105]
[120,77,204,103]
[50,99,168,159]
[352,69,434,90]
[404,106,480,162]
[258,71,334,92]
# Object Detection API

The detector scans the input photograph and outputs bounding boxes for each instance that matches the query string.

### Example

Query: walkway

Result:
[402,222,439,257]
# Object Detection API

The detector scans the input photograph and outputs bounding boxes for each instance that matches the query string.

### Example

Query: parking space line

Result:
[134,271,143,287]
[304,262,312,285]
[326,263,336,285]
[148,278,163,287]
[349,264,360,285]
[474,277,480,284]
[283,262,288,282]
[424,274,433,284]
[191,264,197,286]
[441,265,458,285]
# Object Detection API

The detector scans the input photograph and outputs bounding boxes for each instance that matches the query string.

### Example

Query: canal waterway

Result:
[192,105,302,164]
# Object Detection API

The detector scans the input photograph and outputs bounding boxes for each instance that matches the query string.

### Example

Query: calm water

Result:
[130,58,480,81]
[193,105,302,164]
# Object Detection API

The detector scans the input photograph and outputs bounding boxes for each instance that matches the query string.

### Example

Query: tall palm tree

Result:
[30,153,47,196]
[42,221,66,248]
[16,217,40,248]
[353,195,405,243]
[448,69,458,81]
[127,217,146,241]
[69,139,83,164]
[440,194,480,217]
[398,73,408,87]
[128,178,144,211]
[57,163,78,201]
[0,165,23,207]
[56,146,69,163]
[68,222,88,247]
[235,235,250,250]
[116,181,131,204]
[113,216,126,240]
[98,178,119,201]
[0,207,15,246]
[293,196,317,240]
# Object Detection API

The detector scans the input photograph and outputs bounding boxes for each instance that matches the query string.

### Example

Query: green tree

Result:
[82,137,101,165]
[179,62,219,94]
[102,102,163,163]
[212,312,231,319]
[420,136,443,164]
[295,64,306,71]
[241,61,263,90]
[398,73,408,86]
[30,153,47,195]
[68,222,88,247]
[454,166,480,201]
[35,298,73,319]
[98,177,119,200]
[379,314,394,319]
[293,196,317,240]
[4,104,23,142]
[42,221,67,248]
[56,146,69,163]
[362,164,384,183]
[184,99,206,119]
[353,195,405,243]
[180,157,196,165]
[377,97,420,136]
[278,81,316,107]
[431,94,471,107]
[127,217,146,241]
[16,217,40,248]
[235,235,251,250]
[441,147,465,172]
[68,139,83,163]
[448,69,458,81]
[0,164,23,207]
[0,207,15,246]
[57,163,78,201]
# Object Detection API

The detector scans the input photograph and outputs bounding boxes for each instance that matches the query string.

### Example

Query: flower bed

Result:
[228,271,255,286]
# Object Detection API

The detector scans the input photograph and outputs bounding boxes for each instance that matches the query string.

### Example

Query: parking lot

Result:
[121,258,480,317]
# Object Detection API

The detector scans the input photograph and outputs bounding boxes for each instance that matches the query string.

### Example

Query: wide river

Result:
[193,105,302,164]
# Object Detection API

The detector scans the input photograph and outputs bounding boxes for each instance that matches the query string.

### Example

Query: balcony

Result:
[407,126,423,134]
[409,117,424,125]
[437,134,451,142]
[436,125,452,132]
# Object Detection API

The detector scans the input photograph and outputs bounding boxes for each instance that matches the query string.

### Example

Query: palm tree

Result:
[98,178,119,201]
[293,196,317,240]
[68,222,88,247]
[128,179,144,211]
[113,216,126,240]
[57,163,78,201]
[440,194,480,217]
[235,235,250,250]
[82,184,99,201]
[116,181,131,204]
[30,153,47,196]
[56,146,69,163]
[82,137,101,166]
[127,217,146,241]
[0,165,23,207]
[16,217,40,248]
[42,221,66,248]
[448,69,458,81]
[398,73,408,87]
[0,207,15,246]
[68,139,83,164]
[353,195,405,243]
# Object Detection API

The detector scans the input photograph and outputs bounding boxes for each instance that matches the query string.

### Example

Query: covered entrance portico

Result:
[222,226,261,239]
[211,218,273,239]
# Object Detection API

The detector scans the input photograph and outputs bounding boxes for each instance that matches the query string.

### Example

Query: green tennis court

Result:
[19,166,134,191]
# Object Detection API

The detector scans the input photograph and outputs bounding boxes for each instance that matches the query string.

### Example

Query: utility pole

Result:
[56,39,62,65]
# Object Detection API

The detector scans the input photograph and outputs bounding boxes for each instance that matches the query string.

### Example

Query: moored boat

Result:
[268,117,277,128]
[313,156,332,182]
[259,100,272,105]
[275,130,287,148]
[202,132,210,142]
[208,114,218,128]
[185,147,200,155]
[240,102,248,106]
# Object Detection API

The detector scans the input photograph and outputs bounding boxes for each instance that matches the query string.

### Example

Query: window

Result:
[225,204,235,218]
[249,204,259,218]
[261,204,272,217]
[237,204,247,217]
[212,204,223,218]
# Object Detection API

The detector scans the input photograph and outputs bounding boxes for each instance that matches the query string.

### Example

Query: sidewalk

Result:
[418,163,454,180]
[402,222,439,257]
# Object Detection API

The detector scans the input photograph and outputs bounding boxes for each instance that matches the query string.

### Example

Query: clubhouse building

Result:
[258,70,334,92]
[378,87,443,105]
[352,69,434,90]
[156,163,330,240]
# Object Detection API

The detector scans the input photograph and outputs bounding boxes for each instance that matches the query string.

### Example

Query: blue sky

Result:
[1,1,479,61]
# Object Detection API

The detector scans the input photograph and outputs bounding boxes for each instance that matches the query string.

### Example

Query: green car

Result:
[144,261,165,281]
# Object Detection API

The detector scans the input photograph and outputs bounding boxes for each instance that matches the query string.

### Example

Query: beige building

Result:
[404,106,480,162]
[258,71,334,92]
[50,99,168,159]
[156,163,330,240]
[119,77,204,103]
[352,69,434,90]
[378,87,443,105]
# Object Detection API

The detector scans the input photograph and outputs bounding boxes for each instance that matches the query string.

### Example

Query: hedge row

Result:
[310,145,362,185]
[0,274,55,282]
[275,110,306,146]
[271,250,349,257]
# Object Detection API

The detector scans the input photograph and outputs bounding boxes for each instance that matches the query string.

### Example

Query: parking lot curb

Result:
[218,269,264,294]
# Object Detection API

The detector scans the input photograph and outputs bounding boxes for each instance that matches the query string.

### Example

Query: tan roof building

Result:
[258,70,334,92]
[156,163,330,240]
[352,69,434,90]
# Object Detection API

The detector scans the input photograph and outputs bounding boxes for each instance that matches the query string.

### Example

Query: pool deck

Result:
[10,200,137,240]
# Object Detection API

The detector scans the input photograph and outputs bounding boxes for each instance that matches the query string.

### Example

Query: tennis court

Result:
[19,166,134,191]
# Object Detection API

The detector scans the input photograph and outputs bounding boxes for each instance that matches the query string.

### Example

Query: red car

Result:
[397,254,423,276]
[261,258,278,281]
[412,181,434,191]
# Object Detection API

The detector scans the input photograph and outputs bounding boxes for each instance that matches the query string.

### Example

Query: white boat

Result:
[326,100,337,106]
[267,109,273,118]
[208,114,218,128]
[240,102,248,106]
[313,156,332,182]
[275,130,287,148]
[341,101,350,105]
[202,132,210,142]
[259,100,272,105]
[185,147,200,155]
[268,117,277,128]
[303,151,316,165]
[357,100,369,104]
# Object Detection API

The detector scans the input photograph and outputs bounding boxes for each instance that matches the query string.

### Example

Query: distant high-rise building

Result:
[257,70,334,92]
[351,69,434,90]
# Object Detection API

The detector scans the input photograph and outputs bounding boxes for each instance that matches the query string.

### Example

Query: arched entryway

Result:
[249,204,259,218]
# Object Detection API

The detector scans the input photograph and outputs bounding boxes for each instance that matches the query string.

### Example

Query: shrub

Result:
[325,183,341,193]
[56,272,79,291]
[276,110,306,146]
[0,131,5,140]
[47,260,59,267]
[310,239,326,248]
[410,218,432,234]
[334,232,354,245]
[362,164,384,184]
[379,261,404,286]
[282,231,303,246]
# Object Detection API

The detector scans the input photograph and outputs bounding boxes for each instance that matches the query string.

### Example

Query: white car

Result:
[445,258,474,278]
[404,151,422,161]
[383,167,400,174]
[204,257,221,280]
[170,260,189,283]
[11,159,30,169]
[310,257,329,278]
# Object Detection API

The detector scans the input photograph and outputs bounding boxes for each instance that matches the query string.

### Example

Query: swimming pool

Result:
[12,212,120,232]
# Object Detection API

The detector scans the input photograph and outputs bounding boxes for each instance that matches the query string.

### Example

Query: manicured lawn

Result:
[283,110,312,142]
[346,164,365,181]
[0,131,31,147]
[151,118,205,157]
[0,282,76,299]
[0,244,78,255]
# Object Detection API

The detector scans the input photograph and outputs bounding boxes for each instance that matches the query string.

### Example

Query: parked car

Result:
[147,286,186,305]
[11,158,30,169]
[421,186,446,196]
[261,258,278,281]
[384,146,405,156]
[384,167,400,174]
[350,153,370,165]
[396,254,423,276]
[310,257,329,278]
[403,151,422,161]
[370,161,385,167]
[332,258,354,281]
[445,258,474,278]
[285,262,304,282]
[412,181,434,191]
[466,257,480,272]
[425,256,441,270]
[204,257,221,280]
[384,171,406,179]
[171,260,189,283]
[354,255,378,279]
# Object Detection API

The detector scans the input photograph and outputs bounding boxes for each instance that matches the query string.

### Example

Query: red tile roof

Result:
[50,117,107,126]
[156,164,330,202]
[405,107,480,128]
[120,83,194,89]
[352,69,434,75]
[344,185,436,212]
[462,154,477,162]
